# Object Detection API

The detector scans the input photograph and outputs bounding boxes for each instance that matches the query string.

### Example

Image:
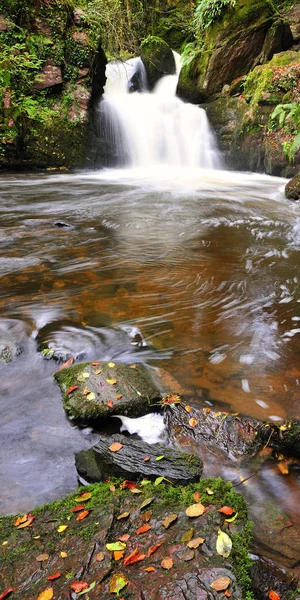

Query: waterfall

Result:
[96,55,221,169]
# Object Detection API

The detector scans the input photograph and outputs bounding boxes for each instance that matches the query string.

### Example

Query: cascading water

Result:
[97,54,221,169]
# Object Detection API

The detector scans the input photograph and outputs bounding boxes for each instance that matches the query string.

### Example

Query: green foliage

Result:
[194,0,236,33]
[181,41,202,67]
[270,103,300,161]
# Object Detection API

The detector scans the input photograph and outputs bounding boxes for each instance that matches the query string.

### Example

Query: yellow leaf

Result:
[206,487,214,495]
[185,503,206,517]
[188,418,198,427]
[86,392,96,401]
[83,385,89,395]
[216,529,232,558]
[60,551,67,558]
[108,362,116,368]
[184,405,191,413]
[2,541,8,546]
[37,588,53,600]
[57,525,68,533]
[94,369,102,375]
[130,365,136,369]
[82,372,90,378]
[162,514,178,529]
[106,378,117,385]
[75,491,91,502]
[161,557,173,569]
[186,537,205,548]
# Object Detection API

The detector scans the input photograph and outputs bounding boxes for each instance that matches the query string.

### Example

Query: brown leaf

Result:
[36,553,49,562]
[136,524,151,534]
[141,510,152,523]
[37,589,53,600]
[184,405,191,413]
[123,549,146,565]
[116,394,123,400]
[117,512,130,520]
[161,557,173,569]
[210,576,231,591]
[109,573,129,594]
[185,503,206,517]
[118,534,130,542]
[162,513,178,529]
[58,357,74,371]
[109,442,123,452]
[95,552,105,561]
[76,510,90,521]
[186,537,205,548]
[148,542,163,556]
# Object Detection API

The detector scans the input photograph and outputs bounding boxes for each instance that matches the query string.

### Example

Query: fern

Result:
[194,0,236,33]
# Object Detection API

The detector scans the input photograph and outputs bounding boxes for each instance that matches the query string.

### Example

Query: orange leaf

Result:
[37,589,53,600]
[161,557,173,569]
[67,385,78,394]
[184,405,191,413]
[114,550,125,561]
[225,590,231,598]
[76,510,90,521]
[193,492,201,502]
[189,418,198,427]
[71,582,89,593]
[95,552,105,561]
[218,506,235,516]
[58,357,74,371]
[48,573,61,581]
[110,485,116,492]
[14,513,35,528]
[121,480,136,489]
[123,549,146,565]
[109,442,123,452]
[269,592,281,600]
[136,524,151,534]
[0,589,14,600]
[14,514,27,527]
[75,491,91,502]
[70,504,85,513]
[144,567,156,572]
[210,576,231,591]
[148,542,163,556]
[107,400,114,408]
[117,512,130,520]
[144,456,150,462]
[92,362,100,366]
[119,534,130,542]
[116,395,123,400]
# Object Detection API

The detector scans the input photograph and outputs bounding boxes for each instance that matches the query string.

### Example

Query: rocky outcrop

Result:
[140,36,176,89]
[285,171,300,200]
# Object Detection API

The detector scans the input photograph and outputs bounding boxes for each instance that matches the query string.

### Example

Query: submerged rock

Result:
[140,35,176,90]
[285,171,300,200]
[75,432,203,485]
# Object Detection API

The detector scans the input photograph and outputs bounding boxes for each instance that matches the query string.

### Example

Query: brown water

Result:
[1,166,300,514]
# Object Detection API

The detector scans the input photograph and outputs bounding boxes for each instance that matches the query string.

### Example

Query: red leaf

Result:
[121,480,137,490]
[218,506,235,516]
[136,524,151,535]
[123,549,146,565]
[269,592,281,600]
[148,542,163,556]
[70,505,85,513]
[76,510,90,521]
[92,362,100,366]
[67,385,79,394]
[58,357,74,371]
[0,589,14,600]
[107,400,114,408]
[70,582,89,593]
[48,573,61,581]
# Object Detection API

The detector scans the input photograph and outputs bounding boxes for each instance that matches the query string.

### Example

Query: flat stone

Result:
[33,60,62,90]
[75,432,203,484]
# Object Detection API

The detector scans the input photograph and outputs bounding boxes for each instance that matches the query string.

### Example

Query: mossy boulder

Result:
[285,171,300,200]
[177,0,293,103]
[140,35,176,90]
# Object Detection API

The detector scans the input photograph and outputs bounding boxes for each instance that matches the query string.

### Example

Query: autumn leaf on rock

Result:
[117,512,130,520]
[144,455,150,462]
[36,553,49,562]
[108,362,116,368]
[109,573,129,594]
[193,491,201,502]
[162,513,178,529]
[83,385,89,396]
[76,510,90,521]
[0,589,14,600]
[216,529,232,557]
[136,524,151,534]
[269,591,281,600]
[67,385,78,394]
[75,491,91,502]
[58,357,74,371]
[155,455,164,461]
[116,394,123,400]
[184,405,191,413]
[141,510,152,523]
[48,573,61,581]
[57,525,68,533]
[123,548,146,565]
[139,497,154,510]
[118,534,130,542]
[95,552,105,561]
[106,542,127,552]
[87,392,96,401]
[60,551,67,558]
[70,582,89,593]
[161,557,173,569]
[37,589,53,600]
[210,576,231,591]
[181,528,194,543]
[144,567,156,572]
[148,542,163,556]
[92,362,100,366]
[70,504,85,513]
[218,506,235,516]
[185,503,206,517]
[106,378,117,385]
[107,400,114,408]
[109,442,123,452]
[186,537,205,549]
[189,418,198,427]
[114,550,125,561]
[14,513,35,528]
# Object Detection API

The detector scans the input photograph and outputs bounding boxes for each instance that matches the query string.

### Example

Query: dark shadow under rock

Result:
[75,433,203,485]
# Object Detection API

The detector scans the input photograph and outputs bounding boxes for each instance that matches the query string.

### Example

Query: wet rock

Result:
[250,554,298,599]
[54,360,163,422]
[53,220,72,228]
[140,35,176,90]
[75,432,203,485]
[33,59,63,90]
[285,171,300,200]
[0,319,30,364]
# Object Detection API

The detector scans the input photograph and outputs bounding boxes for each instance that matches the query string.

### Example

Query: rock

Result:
[0,14,13,31]
[33,59,63,90]
[140,35,176,90]
[54,360,163,422]
[286,4,300,43]
[75,432,203,484]
[177,0,292,103]
[250,555,298,599]
[285,171,300,200]
[72,8,87,27]
[0,319,30,364]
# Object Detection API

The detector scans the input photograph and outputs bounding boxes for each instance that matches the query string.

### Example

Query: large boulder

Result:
[285,171,300,200]
[140,35,176,90]
[177,0,293,103]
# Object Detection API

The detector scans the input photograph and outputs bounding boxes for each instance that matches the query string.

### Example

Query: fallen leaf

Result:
[76,510,90,521]
[225,512,238,523]
[123,549,146,565]
[110,485,116,492]
[216,529,232,558]
[141,510,152,523]
[277,461,289,475]
[161,557,173,569]
[86,392,96,401]
[60,551,67,558]
[117,512,130,520]
[184,405,191,413]
[139,497,154,510]
[144,567,156,572]
[185,503,206,517]
[75,491,91,502]
[58,357,74,371]
[0,589,14,600]
[116,394,123,400]
[182,549,194,561]
[120,480,136,490]
[83,385,89,395]
[37,589,53,600]
[106,542,127,552]
[82,372,90,379]
[108,362,116,368]
[225,590,231,598]
[36,553,49,562]
[162,513,178,529]
[181,528,194,543]
[129,487,142,494]
[109,442,123,452]
[14,513,35,528]
[140,479,151,486]
[189,418,198,427]
[218,506,235,516]
[95,552,105,561]
[186,537,205,548]
[48,573,61,581]
[154,476,165,486]
[109,573,129,594]
[144,456,150,462]
[136,524,151,534]
[57,525,68,533]
[114,550,125,561]
[94,369,102,375]
[118,534,130,542]
[107,400,114,408]
[130,365,136,369]
[70,582,89,593]
[269,591,281,600]
[206,487,214,495]
[71,505,85,513]
[193,492,201,502]
[148,542,163,556]
[78,581,97,595]
[14,513,28,527]
[106,378,117,385]
[67,385,79,394]
[155,455,164,461]
[92,362,100,366]
[210,576,231,591]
